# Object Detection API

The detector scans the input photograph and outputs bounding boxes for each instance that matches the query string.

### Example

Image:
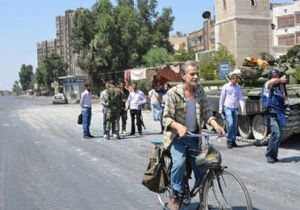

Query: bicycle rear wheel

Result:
[157,153,172,208]
[202,168,252,210]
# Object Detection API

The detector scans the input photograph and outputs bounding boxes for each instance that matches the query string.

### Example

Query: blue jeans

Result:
[151,103,162,120]
[170,135,205,194]
[82,107,92,137]
[224,107,238,142]
[266,115,282,158]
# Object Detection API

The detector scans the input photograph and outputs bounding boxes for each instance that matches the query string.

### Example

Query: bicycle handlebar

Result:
[186,131,220,138]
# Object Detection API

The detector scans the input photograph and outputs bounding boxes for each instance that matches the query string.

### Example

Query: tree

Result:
[172,50,195,62]
[199,45,236,80]
[12,81,22,95]
[18,64,34,91]
[142,47,170,67]
[36,53,68,88]
[72,0,175,89]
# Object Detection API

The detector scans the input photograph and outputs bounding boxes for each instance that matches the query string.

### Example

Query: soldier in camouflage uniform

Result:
[120,81,129,134]
[105,80,123,140]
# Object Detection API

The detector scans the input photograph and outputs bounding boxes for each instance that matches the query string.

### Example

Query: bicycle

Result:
[156,132,253,210]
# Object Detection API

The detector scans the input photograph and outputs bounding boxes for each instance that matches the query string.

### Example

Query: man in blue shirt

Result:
[80,83,94,139]
[264,69,287,163]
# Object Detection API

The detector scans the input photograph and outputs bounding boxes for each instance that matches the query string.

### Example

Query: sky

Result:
[0,0,293,90]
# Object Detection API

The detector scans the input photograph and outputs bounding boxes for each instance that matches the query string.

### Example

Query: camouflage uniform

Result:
[106,86,123,137]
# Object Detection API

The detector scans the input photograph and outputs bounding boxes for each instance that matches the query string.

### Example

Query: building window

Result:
[223,0,226,10]
[278,34,295,46]
[278,15,295,28]
[251,0,257,6]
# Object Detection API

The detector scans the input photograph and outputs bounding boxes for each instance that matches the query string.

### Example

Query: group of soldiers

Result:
[99,81,147,140]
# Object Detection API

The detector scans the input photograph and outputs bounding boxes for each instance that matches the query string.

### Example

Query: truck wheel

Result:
[238,115,252,139]
[252,114,267,140]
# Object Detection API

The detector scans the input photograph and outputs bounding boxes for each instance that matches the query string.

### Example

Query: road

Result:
[0,96,299,210]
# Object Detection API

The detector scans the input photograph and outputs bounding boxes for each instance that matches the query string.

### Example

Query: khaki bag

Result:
[141,144,169,193]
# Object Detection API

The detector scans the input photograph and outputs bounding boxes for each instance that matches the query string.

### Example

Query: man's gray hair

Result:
[180,60,199,74]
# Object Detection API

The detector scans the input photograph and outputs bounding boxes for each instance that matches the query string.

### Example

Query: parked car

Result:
[52,93,68,104]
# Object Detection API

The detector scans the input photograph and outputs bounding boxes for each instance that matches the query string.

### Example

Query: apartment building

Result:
[271,0,300,57]
[169,34,188,51]
[188,18,215,53]
[36,39,59,67]
[56,10,82,75]
[37,9,82,75]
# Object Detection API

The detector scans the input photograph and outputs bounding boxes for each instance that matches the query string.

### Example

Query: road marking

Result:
[2,123,9,127]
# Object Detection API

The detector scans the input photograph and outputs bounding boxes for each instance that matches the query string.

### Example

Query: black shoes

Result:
[267,156,280,163]
[267,156,275,163]
[105,131,110,140]
[231,141,239,147]
[227,141,239,149]
[84,134,94,139]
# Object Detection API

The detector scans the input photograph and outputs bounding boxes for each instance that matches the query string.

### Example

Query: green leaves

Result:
[71,0,174,88]
[18,64,34,91]
[199,45,236,80]
[36,53,68,88]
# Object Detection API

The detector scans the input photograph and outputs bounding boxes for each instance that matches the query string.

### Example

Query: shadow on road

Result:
[279,156,300,163]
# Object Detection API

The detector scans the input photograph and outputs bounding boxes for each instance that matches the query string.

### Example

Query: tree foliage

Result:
[172,50,195,62]
[36,53,68,87]
[199,46,236,80]
[142,47,170,67]
[18,64,34,91]
[72,0,174,88]
[12,81,22,95]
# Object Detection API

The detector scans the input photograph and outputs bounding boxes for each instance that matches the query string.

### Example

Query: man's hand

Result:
[171,122,187,138]
[214,125,225,137]
[210,119,225,137]
[177,124,188,138]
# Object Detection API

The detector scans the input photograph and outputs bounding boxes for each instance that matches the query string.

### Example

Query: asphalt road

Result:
[0,96,299,210]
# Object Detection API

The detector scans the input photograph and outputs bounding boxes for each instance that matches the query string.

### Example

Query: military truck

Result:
[202,47,300,144]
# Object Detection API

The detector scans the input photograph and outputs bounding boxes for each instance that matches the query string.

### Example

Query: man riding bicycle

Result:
[163,60,225,210]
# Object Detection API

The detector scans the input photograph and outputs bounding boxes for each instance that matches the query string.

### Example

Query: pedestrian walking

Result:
[105,81,123,140]
[127,82,147,136]
[120,81,129,134]
[219,69,245,149]
[263,69,288,163]
[80,83,94,139]
[148,86,162,121]
[163,60,225,210]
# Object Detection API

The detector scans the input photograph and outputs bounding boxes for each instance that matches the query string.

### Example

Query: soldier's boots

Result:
[115,132,121,140]
[105,131,110,140]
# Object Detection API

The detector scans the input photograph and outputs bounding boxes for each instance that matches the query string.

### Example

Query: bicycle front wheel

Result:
[202,168,252,210]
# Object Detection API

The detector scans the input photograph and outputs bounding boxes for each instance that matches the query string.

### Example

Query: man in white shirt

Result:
[127,82,147,136]
[148,86,162,121]
[80,83,94,139]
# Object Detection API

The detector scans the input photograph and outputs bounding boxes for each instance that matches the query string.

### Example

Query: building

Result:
[36,39,59,67]
[215,0,271,65]
[169,35,188,51]
[188,18,215,53]
[271,0,300,57]
[56,10,82,76]
[37,9,82,76]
